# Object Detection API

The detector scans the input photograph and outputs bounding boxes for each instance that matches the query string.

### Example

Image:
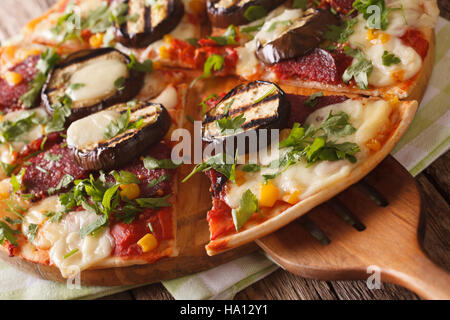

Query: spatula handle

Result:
[381,249,450,300]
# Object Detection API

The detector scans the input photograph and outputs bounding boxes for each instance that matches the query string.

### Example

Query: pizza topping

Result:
[255,9,339,64]
[21,143,88,199]
[274,48,353,84]
[207,0,285,28]
[68,100,171,170]
[342,47,373,89]
[115,0,185,48]
[223,98,392,210]
[231,188,258,231]
[42,48,145,124]
[202,81,290,147]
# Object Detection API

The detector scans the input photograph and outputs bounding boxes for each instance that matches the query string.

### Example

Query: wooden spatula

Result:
[256,156,450,300]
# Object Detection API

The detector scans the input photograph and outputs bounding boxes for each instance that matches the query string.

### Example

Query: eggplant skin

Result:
[255,9,340,65]
[72,102,171,171]
[207,0,286,28]
[202,80,290,151]
[115,0,185,48]
[42,48,145,124]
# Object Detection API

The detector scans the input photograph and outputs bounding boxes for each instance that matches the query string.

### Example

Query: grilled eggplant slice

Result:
[255,9,339,64]
[207,0,286,28]
[115,0,184,48]
[42,48,145,124]
[202,81,289,151]
[67,100,171,170]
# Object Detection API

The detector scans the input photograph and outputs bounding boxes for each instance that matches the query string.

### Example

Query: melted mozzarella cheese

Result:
[150,85,178,110]
[236,6,303,78]
[67,110,121,149]
[348,0,438,87]
[22,198,114,278]
[224,99,392,209]
[0,108,48,178]
[67,58,128,102]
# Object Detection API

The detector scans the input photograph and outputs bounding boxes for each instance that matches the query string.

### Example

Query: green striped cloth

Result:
[0,17,448,300]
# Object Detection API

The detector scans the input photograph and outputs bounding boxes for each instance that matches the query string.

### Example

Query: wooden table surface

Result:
[0,0,448,300]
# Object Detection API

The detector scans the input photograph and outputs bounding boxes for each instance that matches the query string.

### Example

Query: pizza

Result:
[0,0,438,280]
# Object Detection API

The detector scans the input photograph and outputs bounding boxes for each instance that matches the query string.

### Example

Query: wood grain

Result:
[0,0,448,300]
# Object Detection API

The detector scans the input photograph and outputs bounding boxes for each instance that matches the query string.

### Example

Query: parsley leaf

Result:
[47,174,74,195]
[244,5,268,22]
[148,174,170,188]
[25,223,39,242]
[231,189,258,231]
[0,111,44,143]
[45,94,72,134]
[182,153,236,183]
[353,0,398,30]
[342,47,373,89]
[143,156,180,170]
[103,108,144,140]
[382,50,401,66]
[0,221,20,246]
[111,170,141,184]
[208,25,237,46]
[323,18,357,43]
[215,113,246,135]
[305,91,324,108]
[127,54,153,73]
[19,49,60,108]
[292,0,307,9]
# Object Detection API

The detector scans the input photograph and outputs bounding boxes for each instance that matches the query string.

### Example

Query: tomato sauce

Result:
[400,29,429,60]
[110,207,173,257]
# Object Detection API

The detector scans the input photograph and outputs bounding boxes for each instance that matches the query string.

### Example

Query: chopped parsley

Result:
[25,223,39,242]
[342,47,373,90]
[323,18,357,43]
[292,0,307,9]
[45,94,72,134]
[148,174,170,188]
[199,94,219,115]
[244,5,268,22]
[208,25,237,46]
[63,248,79,259]
[304,91,324,108]
[111,170,140,184]
[0,111,46,143]
[215,114,246,135]
[0,221,20,246]
[47,174,74,195]
[353,0,406,30]
[143,156,180,170]
[182,152,236,183]
[191,55,225,87]
[382,50,401,66]
[231,189,259,231]
[44,153,63,162]
[103,108,145,140]
[20,49,60,108]
[127,54,153,73]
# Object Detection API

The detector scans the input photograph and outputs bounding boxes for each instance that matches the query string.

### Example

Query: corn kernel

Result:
[89,33,104,48]
[137,233,158,253]
[120,183,140,200]
[3,72,23,86]
[159,45,170,59]
[366,29,390,44]
[366,138,381,152]
[259,182,279,208]
[282,190,302,205]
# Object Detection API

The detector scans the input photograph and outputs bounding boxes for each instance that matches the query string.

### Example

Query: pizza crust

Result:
[206,98,419,255]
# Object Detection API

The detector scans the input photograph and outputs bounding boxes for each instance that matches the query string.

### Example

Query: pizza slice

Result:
[22,0,207,69]
[0,46,187,278]
[183,80,418,255]
[193,0,438,99]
